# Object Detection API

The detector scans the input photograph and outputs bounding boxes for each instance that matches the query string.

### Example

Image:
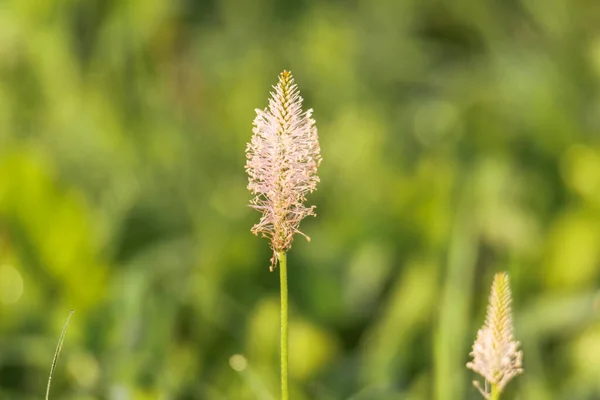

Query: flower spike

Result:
[467,272,523,399]
[245,70,322,270]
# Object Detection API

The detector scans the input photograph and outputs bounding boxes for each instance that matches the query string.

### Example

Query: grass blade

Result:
[45,310,74,400]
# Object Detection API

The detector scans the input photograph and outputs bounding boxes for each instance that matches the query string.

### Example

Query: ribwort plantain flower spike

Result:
[467,272,523,399]
[246,70,322,271]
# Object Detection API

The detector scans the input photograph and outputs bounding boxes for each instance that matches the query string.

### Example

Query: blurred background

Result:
[0,0,600,399]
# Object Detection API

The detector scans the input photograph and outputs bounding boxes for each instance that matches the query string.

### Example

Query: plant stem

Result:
[46,310,74,400]
[278,251,289,400]
[490,385,500,400]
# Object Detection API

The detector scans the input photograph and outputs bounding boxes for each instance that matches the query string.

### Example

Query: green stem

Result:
[490,385,500,400]
[46,310,74,400]
[278,251,289,400]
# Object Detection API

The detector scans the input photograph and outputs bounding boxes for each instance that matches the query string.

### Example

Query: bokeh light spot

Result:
[0,264,23,304]
[229,354,247,371]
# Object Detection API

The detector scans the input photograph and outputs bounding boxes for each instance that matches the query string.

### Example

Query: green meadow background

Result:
[1,0,600,399]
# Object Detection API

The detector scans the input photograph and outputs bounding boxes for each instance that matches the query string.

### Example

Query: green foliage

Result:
[0,0,599,399]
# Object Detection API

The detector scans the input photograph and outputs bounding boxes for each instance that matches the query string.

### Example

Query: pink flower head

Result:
[245,70,322,270]
[467,272,523,398]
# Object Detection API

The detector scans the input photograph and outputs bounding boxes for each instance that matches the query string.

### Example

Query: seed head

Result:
[245,70,322,270]
[467,272,523,398]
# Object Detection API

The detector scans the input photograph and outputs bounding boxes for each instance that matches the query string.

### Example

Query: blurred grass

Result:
[0,0,600,399]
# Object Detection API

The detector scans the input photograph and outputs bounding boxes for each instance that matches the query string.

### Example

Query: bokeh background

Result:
[1,0,600,399]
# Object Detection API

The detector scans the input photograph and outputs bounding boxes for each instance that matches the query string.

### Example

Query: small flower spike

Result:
[245,70,322,271]
[467,272,523,399]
